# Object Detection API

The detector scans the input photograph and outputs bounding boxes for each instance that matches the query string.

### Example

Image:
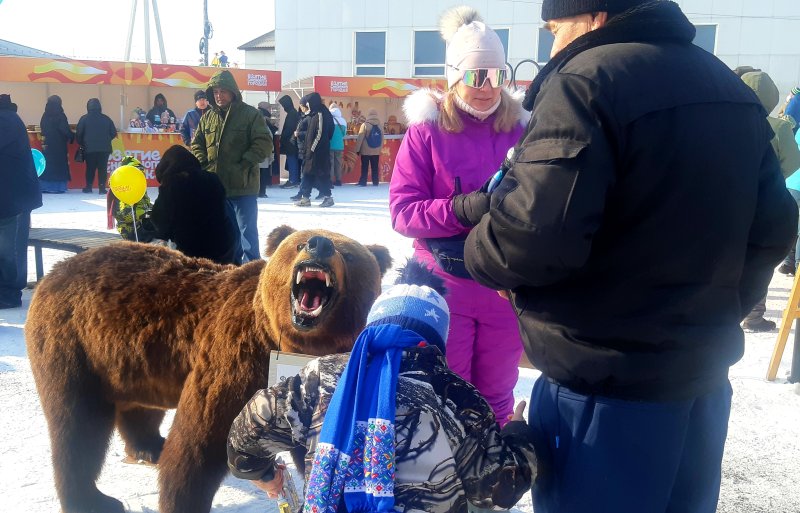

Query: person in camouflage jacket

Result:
[227,261,537,513]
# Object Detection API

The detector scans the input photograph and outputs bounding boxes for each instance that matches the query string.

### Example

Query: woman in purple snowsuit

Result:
[389,6,528,423]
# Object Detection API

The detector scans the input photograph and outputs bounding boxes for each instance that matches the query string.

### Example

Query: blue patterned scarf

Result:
[303,324,423,513]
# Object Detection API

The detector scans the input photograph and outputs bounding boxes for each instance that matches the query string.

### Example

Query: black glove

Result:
[452,190,490,227]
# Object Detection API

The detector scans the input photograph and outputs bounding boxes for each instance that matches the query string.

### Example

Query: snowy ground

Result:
[1,184,799,513]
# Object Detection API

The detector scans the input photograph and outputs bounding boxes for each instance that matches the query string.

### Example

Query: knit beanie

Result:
[194,90,207,101]
[440,6,506,88]
[541,0,650,21]
[792,87,800,96]
[366,261,450,352]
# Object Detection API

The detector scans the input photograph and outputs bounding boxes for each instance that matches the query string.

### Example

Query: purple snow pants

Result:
[415,248,523,424]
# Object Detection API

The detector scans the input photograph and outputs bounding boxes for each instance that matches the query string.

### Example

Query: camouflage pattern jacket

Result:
[227,346,537,513]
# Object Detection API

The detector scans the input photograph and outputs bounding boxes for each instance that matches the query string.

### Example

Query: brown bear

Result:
[25,225,392,513]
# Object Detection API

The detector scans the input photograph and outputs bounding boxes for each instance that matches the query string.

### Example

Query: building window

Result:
[414,30,446,77]
[693,25,717,54]
[537,28,554,63]
[495,28,510,61]
[354,31,386,76]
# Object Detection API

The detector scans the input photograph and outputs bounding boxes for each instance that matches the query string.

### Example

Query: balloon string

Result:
[131,205,139,242]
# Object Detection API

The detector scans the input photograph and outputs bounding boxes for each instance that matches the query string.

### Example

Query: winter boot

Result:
[742,318,776,332]
[319,196,334,208]
[294,197,311,207]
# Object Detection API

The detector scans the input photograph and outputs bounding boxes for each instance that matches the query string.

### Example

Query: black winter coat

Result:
[151,145,238,264]
[465,1,797,401]
[0,109,42,218]
[302,94,333,176]
[76,99,117,154]
[278,96,299,156]
[40,102,74,182]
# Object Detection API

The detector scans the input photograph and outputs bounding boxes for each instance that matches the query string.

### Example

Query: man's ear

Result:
[591,11,608,30]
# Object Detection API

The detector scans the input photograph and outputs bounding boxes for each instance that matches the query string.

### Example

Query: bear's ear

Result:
[265,225,297,257]
[366,245,392,277]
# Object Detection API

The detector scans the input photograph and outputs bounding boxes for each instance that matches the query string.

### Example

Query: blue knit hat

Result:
[366,267,450,351]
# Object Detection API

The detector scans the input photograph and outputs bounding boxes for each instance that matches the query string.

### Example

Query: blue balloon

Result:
[32,148,46,177]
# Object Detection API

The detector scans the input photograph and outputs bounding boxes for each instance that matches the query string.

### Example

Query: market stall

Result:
[1,55,281,189]
[285,75,447,184]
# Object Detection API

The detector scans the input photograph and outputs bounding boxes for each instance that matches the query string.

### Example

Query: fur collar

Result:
[523,1,694,111]
[403,87,530,127]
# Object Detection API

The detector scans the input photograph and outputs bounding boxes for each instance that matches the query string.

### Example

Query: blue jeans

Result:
[529,376,731,513]
[782,188,800,267]
[0,211,31,306]
[227,196,260,263]
[285,154,300,184]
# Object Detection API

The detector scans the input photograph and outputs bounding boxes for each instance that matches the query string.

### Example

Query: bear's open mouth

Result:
[291,262,338,329]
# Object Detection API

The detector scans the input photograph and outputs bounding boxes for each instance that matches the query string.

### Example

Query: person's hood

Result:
[155,144,202,183]
[43,95,64,117]
[741,71,779,113]
[205,70,242,111]
[306,92,324,112]
[330,105,347,126]
[278,95,296,113]
[87,98,102,113]
[152,93,169,109]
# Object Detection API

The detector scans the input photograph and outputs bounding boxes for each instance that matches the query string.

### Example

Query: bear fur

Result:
[25,226,392,513]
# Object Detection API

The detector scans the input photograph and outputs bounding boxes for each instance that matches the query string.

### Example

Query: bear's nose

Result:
[306,236,335,260]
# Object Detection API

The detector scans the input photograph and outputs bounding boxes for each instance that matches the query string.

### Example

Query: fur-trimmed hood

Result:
[402,88,530,127]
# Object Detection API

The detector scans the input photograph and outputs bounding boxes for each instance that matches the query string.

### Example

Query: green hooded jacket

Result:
[742,71,800,178]
[191,70,272,196]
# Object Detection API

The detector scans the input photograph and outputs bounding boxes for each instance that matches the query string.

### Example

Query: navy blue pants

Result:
[227,196,259,263]
[529,376,732,513]
[0,211,30,306]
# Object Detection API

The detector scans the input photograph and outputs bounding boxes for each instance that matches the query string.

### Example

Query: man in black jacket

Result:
[277,95,300,188]
[0,94,42,309]
[456,1,797,512]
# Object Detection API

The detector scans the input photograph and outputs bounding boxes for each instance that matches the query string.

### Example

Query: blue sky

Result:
[0,0,274,66]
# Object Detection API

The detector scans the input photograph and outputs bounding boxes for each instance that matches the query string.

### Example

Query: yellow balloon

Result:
[109,165,147,205]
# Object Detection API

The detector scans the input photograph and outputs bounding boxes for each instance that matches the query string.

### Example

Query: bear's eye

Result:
[297,243,306,252]
[342,252,354,262]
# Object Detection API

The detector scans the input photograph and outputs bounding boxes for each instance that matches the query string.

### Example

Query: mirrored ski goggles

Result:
[456,67,508,88]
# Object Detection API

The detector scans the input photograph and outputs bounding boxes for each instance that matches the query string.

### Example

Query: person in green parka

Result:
[192,70,272,263]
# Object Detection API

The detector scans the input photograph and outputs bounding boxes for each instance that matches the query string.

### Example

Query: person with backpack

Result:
[355,108,383,186]
[329,103,347,187]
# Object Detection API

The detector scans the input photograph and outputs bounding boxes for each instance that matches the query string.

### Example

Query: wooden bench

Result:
[28,227,121,281]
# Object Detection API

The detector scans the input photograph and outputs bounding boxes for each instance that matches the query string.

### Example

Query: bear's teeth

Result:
[325,274,331,287]
[296,271,303,285]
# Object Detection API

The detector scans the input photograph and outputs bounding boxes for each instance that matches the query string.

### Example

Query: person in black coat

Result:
[150,145,239,265]
[146,93,176,126]
[76,98,117,194]
[460,1,798,512]
[257,102,279,198]
[0,94,42,308]
[39,95,74,193]
[277,95,300,188]
[294,92,334,207]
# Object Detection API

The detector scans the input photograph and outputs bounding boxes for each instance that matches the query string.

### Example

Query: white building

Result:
[242,0,800,103]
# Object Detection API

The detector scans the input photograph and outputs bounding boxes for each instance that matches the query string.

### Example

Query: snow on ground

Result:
[1,185,799,512]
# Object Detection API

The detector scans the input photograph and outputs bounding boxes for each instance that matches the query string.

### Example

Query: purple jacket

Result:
[389,90,526,248]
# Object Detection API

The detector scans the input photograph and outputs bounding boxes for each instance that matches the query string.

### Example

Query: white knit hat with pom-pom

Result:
[440,6,506,88]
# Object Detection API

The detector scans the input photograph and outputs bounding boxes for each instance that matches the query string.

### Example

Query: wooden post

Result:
[767,271,800,380]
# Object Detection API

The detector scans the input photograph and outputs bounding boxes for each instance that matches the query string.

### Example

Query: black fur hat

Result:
[541,0,650,21]
[155,145,202,183]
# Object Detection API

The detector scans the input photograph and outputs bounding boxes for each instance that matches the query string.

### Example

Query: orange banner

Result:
[2,56,281,92]
[314,76,447,98]
[29,132,183,189]
[340,137,402,184]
